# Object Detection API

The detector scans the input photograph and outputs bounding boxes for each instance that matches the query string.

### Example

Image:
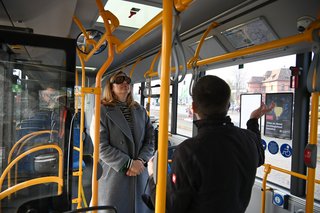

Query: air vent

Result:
[0,25,33,34]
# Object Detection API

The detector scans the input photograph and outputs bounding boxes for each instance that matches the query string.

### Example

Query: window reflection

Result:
[177,74,193,137]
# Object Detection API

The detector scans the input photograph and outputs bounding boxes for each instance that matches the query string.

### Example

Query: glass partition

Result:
[0,31,75,212]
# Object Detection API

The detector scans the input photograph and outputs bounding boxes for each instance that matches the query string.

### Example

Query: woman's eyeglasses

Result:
[112,75,131,84]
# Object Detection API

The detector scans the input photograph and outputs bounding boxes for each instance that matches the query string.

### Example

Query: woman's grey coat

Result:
[97,103,154,213]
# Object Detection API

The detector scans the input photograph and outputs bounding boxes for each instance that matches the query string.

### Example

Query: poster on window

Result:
[264,93,293,139]
[240,93,262,129]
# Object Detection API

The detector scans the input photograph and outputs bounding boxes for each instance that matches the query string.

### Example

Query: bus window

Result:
[132,83,141,103]
[207,55,296,190]
[177,74,193,137]
[144,79,172,132]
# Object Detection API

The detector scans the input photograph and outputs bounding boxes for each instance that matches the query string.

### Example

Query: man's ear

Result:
[192,102,202,120]
[192,102,197,114]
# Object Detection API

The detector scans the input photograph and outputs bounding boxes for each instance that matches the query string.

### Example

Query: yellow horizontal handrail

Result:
[187,21,219,68]
[8,130,57,189]
[8,130,55,163]
[0,177,63,200]
[261,163,320,213]
[144,50,161,78]
[267,164,308,180]
[0,144,63,200]
[196,19,320,67]
[116,12,163,53]
[129,57,142,78]
[145,19,320,79]
[74,146,80,152]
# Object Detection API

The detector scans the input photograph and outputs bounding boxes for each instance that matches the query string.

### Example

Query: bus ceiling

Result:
[0,0,319,79]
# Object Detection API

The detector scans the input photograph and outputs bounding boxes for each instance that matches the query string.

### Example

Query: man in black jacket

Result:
[147,75,274,213]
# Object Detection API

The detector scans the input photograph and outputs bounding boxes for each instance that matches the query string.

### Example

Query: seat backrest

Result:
[64,205,117,213]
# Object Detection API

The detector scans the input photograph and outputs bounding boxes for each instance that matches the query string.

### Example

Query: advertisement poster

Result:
[240,94,262,129]
[264,93,293,139]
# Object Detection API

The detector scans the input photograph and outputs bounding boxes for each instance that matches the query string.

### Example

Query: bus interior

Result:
[0,0,320,212]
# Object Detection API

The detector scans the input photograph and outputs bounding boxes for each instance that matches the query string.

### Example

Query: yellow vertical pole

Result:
[77,54,86,208]
[75,70,79,114]
[91,0,116,208]
[91,46,114,209]
[155,0,172,212]
[305,91,318,213]
[261,164,271,213]
[147,96,151,116]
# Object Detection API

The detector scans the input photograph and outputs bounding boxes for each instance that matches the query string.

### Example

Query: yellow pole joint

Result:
[81,87,101,95]
[174,0,193,12]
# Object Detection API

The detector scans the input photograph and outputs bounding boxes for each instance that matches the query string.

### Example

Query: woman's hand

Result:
[250,102,275,119]
[126,160,145,176]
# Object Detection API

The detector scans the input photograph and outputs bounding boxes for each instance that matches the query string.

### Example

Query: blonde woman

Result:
[97,71,154,213]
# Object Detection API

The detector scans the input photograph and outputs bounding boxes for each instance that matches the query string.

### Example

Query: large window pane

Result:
[132,83,141,103]
[206,55,296,190]
[177,74,193,137]
[144,79,171,131]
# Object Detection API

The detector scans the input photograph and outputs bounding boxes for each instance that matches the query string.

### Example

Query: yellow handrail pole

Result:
[155,0,172,212]
[144,51,161,115]
[85,32,110,62]
[76,51,87,209]
[73,16,93,43]
[117,12,162,54]
[73,16,99,55]
[91,0,116,207]
[129,57,142,78]
[0,144,63,197]
[305,68,319,212]
[146,24,318,77]
[91,45,114,209]
[73,146,80,152]
[144,50,161,79]
[0,177,63,200]
[260,162,320,213]
[75,69,79,113]
[195,22,319,67]
[260,163,320,213]
[7,130,55,189]
[187,22,219,67]
[15,134,58,186]
[270,164,308,180]
[150,51,161,73]
[73,13,120,63]
[96,0,119,34]
[261,164,271,213]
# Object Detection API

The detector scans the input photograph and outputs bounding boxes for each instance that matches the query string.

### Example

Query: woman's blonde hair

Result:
[101,71,137,107]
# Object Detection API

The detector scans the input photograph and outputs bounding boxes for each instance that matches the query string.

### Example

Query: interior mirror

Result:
[76,29,107,55]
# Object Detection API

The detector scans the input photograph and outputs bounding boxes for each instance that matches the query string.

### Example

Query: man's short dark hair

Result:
[192,75,231,118]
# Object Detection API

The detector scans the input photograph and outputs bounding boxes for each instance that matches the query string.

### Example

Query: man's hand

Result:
[250,102,275,119]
